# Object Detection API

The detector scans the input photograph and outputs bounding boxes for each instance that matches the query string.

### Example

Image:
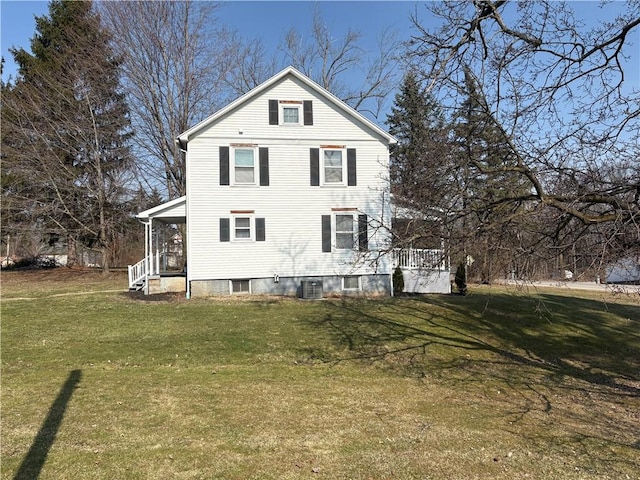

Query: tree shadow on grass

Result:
[414,292,640,394]
[303,294,639,395]
[298,294,640,447]
[13,370,82,480]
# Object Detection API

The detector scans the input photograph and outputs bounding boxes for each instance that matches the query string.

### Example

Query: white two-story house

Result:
[130,67,397,297]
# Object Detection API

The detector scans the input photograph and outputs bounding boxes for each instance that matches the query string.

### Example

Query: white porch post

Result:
[147,218,153,275]
[156,226,161,274]
[149,217,158,275]
[143,219,150,295]
[144,220,149,274]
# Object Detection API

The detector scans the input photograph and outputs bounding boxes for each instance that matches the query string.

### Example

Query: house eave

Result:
[136,196,186,222]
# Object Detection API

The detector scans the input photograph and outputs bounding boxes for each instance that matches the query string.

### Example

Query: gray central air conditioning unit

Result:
[300,280,323,299]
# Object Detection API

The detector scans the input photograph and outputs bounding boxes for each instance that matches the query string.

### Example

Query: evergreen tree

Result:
[2,0,133,270]
[386,71,452,249]
[452,68,530,283]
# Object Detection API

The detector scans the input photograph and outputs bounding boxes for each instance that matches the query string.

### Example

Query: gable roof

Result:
[136,196,186,223]
[176,66,397,148]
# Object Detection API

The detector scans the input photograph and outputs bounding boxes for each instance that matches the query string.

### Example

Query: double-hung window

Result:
[335,214,355,249]
[310,147,356,187]
[322,148,346,185]
[321,212,368,253]
[234,216,252,240]
[220,214,266,242]
[233,147,256,185]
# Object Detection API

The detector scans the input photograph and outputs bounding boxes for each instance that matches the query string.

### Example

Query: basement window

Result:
[231,279,251,294]
[342,276,361,291]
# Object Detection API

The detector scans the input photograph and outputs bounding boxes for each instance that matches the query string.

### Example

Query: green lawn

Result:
[2,270,639,479]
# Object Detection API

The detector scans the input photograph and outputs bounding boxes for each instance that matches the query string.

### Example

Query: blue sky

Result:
[2,0,637,122]
[1,1,420,83]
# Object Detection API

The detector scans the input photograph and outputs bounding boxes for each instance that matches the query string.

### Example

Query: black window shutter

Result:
[310,148,320,186]
[358,214,368,252]
[256,218,266,241]
[220,146,230,186]
[303,100,313,125]
[321,215,331,252]
[347,148,357,186]
[220,218,230,242]
[259,147,269,186]
[269,99,278,125]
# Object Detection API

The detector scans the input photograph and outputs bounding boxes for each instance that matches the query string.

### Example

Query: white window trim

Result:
[231,145,258,186]
[342,276,361,291]
[230,279,252,295]
[333,212,357,251]
[232,215,255,242]
[279,101,303,126]
[321,147,347,186]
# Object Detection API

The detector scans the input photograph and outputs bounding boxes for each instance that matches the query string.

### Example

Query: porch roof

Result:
[136,196,186,224]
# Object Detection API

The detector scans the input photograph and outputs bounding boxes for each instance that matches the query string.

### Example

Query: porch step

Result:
[129,281,145,291]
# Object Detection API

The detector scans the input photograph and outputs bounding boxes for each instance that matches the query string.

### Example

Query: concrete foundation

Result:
[400,269,451,294]
[189,274,392,297]
[147,275,187,295]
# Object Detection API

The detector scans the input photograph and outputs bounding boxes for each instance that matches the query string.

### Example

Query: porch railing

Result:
[391,248,449,271]
[127,250,160,289]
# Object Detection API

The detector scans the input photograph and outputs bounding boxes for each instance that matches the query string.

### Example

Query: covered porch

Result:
[391,247,451,294]
[128,196,187,294]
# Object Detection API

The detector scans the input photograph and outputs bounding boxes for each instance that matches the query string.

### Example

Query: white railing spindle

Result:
[392,248,449,271]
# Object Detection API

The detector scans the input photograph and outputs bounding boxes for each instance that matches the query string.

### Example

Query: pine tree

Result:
[2,0,133,270]
[452,68,530,283]
[386,71,452,249]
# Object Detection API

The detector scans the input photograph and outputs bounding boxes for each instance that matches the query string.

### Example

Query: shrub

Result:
[1,256,57,271]
[393,266,405,296]
[455,262,468,296]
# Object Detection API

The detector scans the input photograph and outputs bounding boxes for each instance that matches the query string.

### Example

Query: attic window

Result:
[280,101,302,125]
[269,99,313,125]
[282,106,300,123]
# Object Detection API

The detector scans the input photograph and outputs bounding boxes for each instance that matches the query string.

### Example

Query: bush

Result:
[1,256,57,271]
[455,262,468,296]
[393,266,405,296]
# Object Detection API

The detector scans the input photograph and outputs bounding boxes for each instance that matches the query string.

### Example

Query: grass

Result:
[1,269,639,479]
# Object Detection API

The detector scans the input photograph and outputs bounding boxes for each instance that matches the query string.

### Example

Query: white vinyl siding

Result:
[192,77,391,144]
[185,76,392,282]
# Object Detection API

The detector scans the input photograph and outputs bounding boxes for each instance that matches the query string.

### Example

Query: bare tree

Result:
[406,0,640,280]
[282,6,401,119]
[217,33,279,97]
[216,6,403,120]
[101,1,235,199]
